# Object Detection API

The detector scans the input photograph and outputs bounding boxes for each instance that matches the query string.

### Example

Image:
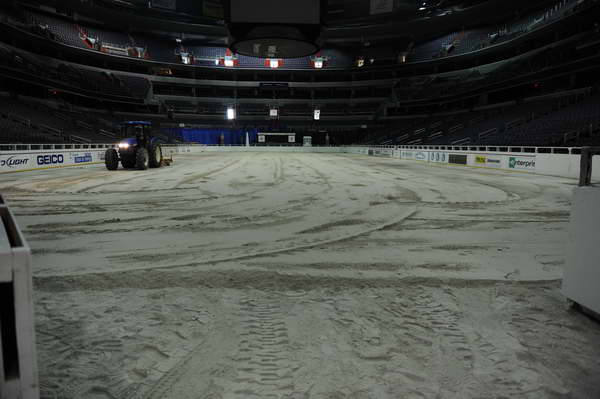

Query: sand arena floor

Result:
[1,151,599,398]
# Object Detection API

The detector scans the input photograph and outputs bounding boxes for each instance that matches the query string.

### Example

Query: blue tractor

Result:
[105,121,163,170]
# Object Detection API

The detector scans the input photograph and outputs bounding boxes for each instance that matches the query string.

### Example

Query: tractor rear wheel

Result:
[105,149,119,171]
[136,148,149,170]
[148,143,163,168]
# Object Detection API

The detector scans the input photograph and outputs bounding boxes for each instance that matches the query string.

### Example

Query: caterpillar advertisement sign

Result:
[475,155,502,168]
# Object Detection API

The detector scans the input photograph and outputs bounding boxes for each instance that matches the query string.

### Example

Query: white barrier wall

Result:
[345,146,600,181]
[1,145,599,181]
[0,198,39,399]
[562,187,600,315]
[0,149,107,173]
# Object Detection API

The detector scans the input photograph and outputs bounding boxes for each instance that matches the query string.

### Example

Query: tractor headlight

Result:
[118,143,130,149]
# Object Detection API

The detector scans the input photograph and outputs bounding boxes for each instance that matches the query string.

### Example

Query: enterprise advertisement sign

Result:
[509,156,536,170]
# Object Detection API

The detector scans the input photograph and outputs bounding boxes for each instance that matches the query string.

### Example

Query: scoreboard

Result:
[228,0,320,25]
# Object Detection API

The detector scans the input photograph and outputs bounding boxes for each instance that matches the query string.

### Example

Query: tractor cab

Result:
[105,121,164,170]
[121,121,152,147]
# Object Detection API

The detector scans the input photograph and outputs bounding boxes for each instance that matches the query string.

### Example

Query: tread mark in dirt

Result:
[227,296,294,398]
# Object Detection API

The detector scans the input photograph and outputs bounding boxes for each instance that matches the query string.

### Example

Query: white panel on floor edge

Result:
[0,195,39,399]
[562,186,600,316]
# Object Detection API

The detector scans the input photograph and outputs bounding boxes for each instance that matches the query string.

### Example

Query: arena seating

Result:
[0,113,59,143]
[0,95,121,144]
[408,0,583,62]
[23,10,86,48]
[371,90,600,147]
[0,43,150,101]
[115,75,151,98]
[0,0,589,70]
[489,95,600,146]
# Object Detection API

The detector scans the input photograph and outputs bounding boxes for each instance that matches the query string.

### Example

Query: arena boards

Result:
[1,145,598,182]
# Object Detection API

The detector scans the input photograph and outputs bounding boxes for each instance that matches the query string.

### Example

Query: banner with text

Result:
[0,149,106,173]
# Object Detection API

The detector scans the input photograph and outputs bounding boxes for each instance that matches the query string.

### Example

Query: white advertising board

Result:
[0,149,106,173]
[428,152,448,164]
[507,155,536,171]
[473,154,503,168]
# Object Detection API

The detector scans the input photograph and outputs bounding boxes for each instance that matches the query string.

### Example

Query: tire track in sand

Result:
[176,158,244,187]
[227,296,294,398]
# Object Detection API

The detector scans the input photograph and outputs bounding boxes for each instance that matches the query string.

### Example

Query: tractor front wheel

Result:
[105,148,119,171]
[148,143,163,168]
[136,148,149,170]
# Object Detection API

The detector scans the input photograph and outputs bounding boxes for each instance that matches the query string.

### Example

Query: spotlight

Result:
[227,107,236,120]
[268,59,281,69]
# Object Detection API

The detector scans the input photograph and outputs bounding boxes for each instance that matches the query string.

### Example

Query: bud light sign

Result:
[0,156,29,169]
[37,154,64,166]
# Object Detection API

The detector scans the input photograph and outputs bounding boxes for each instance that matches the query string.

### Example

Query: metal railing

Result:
[0,143,115,151]
[386,144,584,155]
[0,143,591,157]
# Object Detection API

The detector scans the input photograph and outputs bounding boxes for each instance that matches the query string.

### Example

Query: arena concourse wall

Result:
[1,144,599,181]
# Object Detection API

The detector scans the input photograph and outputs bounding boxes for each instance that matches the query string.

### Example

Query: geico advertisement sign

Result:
[0,155,29,169]
[37,154,64,166]
[509,156,535,170]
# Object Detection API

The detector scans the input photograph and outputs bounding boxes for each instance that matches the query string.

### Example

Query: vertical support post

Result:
[579,147,593,187]
[0,314,5,396]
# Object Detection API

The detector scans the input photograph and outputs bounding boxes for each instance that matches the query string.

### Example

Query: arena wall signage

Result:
[415,151,427,161]
[71,152,94,164]
[364,147,543,175]
[429,152,448,163]
[449,154,468,165]
[474,155,503,168]
[400,151,414,159]
[508,156,536,171]
[37,154,64,166]
[0,156,29,169]
[1,145,594,180]
[0,149,106,173]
